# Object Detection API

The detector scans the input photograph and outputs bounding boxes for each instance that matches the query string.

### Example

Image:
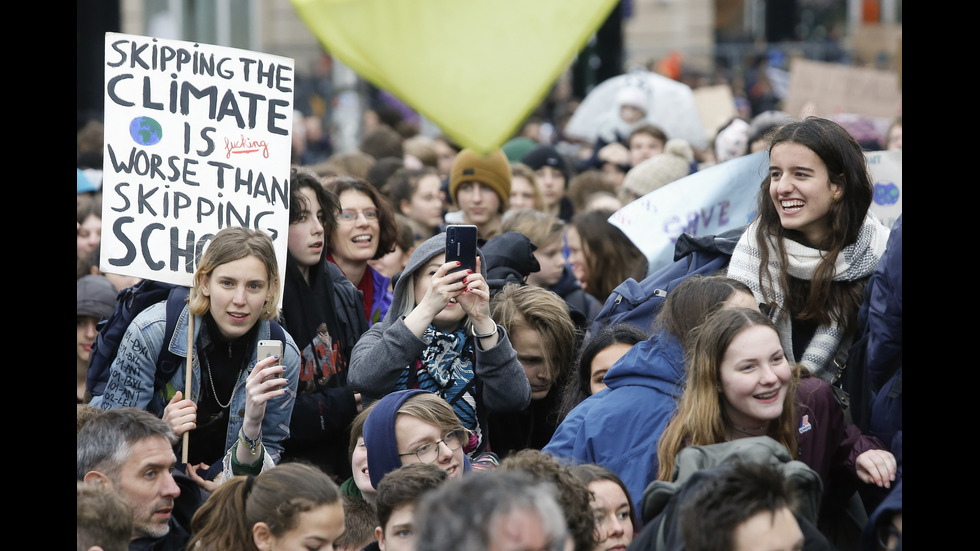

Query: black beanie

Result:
[521,145,569,185]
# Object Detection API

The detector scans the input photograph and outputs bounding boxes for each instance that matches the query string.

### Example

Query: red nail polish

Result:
[467,269,473,274]
[456,261,461,266]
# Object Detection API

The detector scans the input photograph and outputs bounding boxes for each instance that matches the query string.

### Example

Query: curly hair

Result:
[290,166,339,238]
[500,449,595,551]
[325,176,400,260]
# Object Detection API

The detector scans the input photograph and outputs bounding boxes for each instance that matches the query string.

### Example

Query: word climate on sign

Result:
[106,37,292,134]
[101,33,294,288]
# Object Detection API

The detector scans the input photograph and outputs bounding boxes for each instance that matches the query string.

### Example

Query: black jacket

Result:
[488,381,564,461]
[480,231,541,295]
[631,462,831,551]
[550,265,601,328]
[280,256,370,480]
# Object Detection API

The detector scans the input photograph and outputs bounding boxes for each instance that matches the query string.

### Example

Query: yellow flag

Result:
[290,0,619,153]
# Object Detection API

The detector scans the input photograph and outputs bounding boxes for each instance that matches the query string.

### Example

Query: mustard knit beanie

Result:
[449,148,512,205]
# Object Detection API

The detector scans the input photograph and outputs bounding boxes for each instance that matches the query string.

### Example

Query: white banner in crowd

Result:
[865,150,902,229]
[611,150,903,276]
[100,33,295,291]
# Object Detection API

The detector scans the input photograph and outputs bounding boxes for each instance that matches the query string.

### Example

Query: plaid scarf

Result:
[395,325,480,443]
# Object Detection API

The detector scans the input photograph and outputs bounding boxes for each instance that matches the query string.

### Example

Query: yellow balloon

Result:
[290,0,620,153]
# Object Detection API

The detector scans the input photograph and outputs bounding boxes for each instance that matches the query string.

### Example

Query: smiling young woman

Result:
[727,116,892,384]
[324,176,400,326]
[657,306,897,548]
[90,226,301,487]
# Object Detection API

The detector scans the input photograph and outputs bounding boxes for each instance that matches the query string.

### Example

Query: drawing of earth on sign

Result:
[129,116,163,146]
[873,181,899,206]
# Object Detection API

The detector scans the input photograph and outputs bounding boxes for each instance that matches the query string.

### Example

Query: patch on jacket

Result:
[798,415,812,434]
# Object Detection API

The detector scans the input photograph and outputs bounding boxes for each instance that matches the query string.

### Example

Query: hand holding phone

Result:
[256,340,284,378]
[445,225,478,275]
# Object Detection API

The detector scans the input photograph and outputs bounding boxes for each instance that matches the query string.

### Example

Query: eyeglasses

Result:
[336,208,379,222]
[398,429,466,463]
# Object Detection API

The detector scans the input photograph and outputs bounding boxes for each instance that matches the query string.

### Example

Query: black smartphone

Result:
[445,225,478,275]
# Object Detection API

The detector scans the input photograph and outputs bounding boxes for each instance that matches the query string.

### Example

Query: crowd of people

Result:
[78,77,902,551]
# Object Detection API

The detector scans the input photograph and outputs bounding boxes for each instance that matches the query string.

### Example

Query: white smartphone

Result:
[257,339,284,377]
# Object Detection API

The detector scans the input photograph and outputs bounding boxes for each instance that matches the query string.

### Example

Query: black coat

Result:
[550,266,601,328]
[280,256,370,481]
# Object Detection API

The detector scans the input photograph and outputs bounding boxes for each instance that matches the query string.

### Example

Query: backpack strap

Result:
[153,290,286,408]
[269,320,285,343]
[151,287,191,402]
[156,290,286,387]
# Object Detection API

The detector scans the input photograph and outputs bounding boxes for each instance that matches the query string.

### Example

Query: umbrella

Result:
[564,69,708,150]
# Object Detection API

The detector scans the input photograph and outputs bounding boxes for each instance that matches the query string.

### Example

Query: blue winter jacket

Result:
[544,329,685,506]
[866,214,902,471]
[366,265,393,326]
[867,214,902,392]
[90,300,301,464]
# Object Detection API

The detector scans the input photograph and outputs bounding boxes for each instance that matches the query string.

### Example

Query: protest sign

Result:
[782,58,901,120]
[691,84,738,144]
[851,23,902,66]
[100,33,294,292]
[610,152,767,276]
[866,149,902,229]
[612,150,903,276]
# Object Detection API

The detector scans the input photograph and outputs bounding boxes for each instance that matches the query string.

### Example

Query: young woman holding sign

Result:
[90,226,301,487]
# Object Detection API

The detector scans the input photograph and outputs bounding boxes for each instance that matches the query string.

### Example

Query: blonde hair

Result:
[189,227,281,320]
[510,162,545,211]
[399,392,467,435]
[656,307,800,481]
[500,208,564,250]
[404,135,439,168]
[490,283,578,384]
[311,151,375,180]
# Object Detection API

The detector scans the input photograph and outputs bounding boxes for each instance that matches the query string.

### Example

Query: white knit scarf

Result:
[727,212,891,382]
